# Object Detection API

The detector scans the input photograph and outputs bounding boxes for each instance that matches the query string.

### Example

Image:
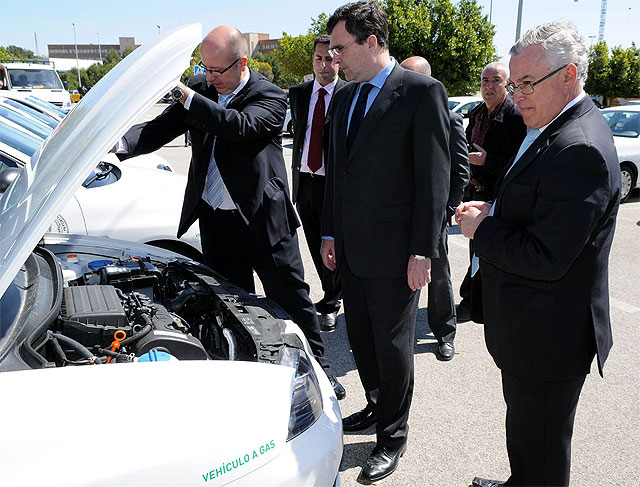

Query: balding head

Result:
[202,25,248,62]
[400,56,431,76]
[200,25,249,94]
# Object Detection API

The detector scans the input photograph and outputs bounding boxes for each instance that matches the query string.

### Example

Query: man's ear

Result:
[564,63,578,87]
[366,34,378,49]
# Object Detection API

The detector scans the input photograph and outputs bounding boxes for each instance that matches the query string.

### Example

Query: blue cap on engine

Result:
[138,350,172,362]
[88,259,113,271]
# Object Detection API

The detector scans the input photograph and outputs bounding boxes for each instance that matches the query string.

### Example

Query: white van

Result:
[0,59,72,110]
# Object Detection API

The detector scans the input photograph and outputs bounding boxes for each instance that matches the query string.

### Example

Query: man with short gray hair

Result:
[457,21,620,487]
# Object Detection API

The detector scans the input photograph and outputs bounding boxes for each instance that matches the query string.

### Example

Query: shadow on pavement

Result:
[340,440,376,472]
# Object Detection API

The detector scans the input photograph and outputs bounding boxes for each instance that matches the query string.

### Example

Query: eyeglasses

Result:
[506,64,568,96]
[328,39,357,58]
[199,58,241,76]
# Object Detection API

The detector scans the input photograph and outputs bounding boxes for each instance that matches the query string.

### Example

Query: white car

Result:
[601,105,640,202]
[0,24,342,487]
[0,94,202,260]
[448,95,483,128]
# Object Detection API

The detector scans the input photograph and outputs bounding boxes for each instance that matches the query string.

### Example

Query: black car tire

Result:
[620,162,636,203]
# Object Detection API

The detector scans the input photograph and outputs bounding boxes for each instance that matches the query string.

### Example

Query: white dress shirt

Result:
[299,78,338,176]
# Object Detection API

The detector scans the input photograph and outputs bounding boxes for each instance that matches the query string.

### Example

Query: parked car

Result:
[448,96,483,128]
[0,24,342,487]
[601,105,640,202]
[284,106,293,135]
[0,95,202,260]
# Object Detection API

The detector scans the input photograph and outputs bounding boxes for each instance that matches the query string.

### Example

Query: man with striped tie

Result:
[118,25,344,398]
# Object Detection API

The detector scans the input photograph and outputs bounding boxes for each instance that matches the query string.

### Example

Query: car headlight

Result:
[281,347,323,441]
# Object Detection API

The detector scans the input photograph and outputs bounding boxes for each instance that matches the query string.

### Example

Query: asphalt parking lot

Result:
[140,104,640,486]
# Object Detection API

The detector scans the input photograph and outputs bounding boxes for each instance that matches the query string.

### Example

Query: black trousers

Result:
[295,172,342,314]
[197,200,330,372]
[502,371,586,487]
[426,222,456,343]
[341,260,419,449]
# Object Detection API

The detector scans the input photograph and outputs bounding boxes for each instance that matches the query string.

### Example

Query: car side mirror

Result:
[0,167,21,193]
[63,81,69,91]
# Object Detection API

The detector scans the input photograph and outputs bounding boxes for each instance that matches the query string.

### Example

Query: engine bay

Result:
[26,251,297,368]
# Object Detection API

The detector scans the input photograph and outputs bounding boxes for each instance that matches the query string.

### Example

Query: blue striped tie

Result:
[204,93,233,209]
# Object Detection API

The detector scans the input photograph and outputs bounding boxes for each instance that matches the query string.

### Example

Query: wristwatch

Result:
[172,86,185,103]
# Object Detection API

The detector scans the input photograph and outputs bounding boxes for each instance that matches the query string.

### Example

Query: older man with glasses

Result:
[117,25,344,399]
[457,21,621,487]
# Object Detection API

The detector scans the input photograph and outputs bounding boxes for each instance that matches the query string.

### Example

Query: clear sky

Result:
[0,0,637,61]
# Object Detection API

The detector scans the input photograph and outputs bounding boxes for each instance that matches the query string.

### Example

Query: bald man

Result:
[118,26,345,398]
[401,56,470,360]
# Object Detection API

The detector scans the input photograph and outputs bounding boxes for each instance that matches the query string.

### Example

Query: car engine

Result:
[27,255,299,368]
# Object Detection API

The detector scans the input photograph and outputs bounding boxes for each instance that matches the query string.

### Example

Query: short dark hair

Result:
[313,35,331,53]
[327,1,389,49]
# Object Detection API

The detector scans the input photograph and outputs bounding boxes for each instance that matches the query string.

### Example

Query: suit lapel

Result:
[334,82,358,163]
[348,63,402,161]
[298,82,313,134]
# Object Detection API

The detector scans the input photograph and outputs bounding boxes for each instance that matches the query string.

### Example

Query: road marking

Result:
[610,298,640,314]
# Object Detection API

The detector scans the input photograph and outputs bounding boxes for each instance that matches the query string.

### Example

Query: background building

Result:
[47,37,137,70]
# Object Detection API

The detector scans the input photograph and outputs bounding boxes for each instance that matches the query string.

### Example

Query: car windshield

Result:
[7,68,63,89]
[1,98,59,129]
[602,110,640,138]
[0,105,52,139]
[26,95,68,117]
[0,120,41,157]
[449,100,460,110]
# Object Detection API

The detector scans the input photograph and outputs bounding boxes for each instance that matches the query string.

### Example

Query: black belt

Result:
[299,171,325,179]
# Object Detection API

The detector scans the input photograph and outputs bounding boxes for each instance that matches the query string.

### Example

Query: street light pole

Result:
[72,23,81,89]
[97,32,103,63]
[515,0,524,42]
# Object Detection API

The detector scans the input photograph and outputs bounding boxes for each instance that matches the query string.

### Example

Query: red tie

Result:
[307,87,326,173]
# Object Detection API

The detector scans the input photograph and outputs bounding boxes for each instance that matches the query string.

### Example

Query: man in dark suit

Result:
[456,62,527,323]
[117,25,344,399]
[289,35,346,332]
[401,55,470,361]
[321,2,450,482]
[457,22,620,487]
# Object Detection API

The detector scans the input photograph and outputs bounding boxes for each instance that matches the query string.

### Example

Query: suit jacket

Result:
[465,96,527,200]
[474,96,620,380]
[322,63,450,278]
[289,77,347,202]
[447,111,470,219]
[121,70,299,250]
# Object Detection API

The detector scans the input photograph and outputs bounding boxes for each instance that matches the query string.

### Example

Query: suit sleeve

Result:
[474,143,611,281]
[121,102,189,158]
[186,85,286,142]
[410,80,451,257]
[321,89,343,239]
[447,112,470,217]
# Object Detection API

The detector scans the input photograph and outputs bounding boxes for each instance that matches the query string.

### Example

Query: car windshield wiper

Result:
[83,162,114,188]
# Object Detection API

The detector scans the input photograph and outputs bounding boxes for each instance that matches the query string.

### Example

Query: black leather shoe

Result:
[320,312,337,332]
[358,443,406,483]
[342,407,376,431]
[456,303,471,323]
[437,342,455,361]
[472,477,505,487]
[328,375,346,400]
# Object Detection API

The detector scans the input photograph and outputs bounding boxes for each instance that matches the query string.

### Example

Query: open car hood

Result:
[0,24,202,299]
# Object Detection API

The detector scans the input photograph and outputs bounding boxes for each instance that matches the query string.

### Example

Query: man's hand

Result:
[320,239,336,271]
[407,255,431,291]
[173,83,193,105]
[469,143,487,166]
[455,201,490,239]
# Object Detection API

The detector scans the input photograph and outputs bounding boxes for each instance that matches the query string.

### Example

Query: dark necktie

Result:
[307,87,326,173]
[347,83,373,154]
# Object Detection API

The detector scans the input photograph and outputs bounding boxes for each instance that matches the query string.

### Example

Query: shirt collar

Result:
[367,57,395,89]
[539,91,586,133]
[313,78,337,96]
